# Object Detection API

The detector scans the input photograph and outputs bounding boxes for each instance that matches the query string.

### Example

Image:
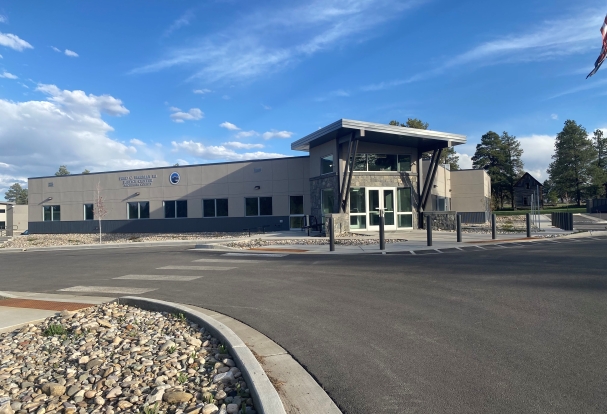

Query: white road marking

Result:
[222,253,288,258]
[114,275,202,281]
[156,266,237,271]
[192,258,266,263]
[58,286,156,294]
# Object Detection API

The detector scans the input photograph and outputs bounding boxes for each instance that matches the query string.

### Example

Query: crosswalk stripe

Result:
[192,258,266,263]
[222,253,288,257]
[157,265,237,271]
[58,286,156,294]
[114,275,202,281]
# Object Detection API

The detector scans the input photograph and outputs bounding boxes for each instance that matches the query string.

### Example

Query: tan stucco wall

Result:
[450,169,491,212]
[28,157,310,222]
[7,204,28,235]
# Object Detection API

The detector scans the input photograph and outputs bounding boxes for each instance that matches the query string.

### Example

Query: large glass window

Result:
[289,195,304,229]
[349,188,366,229]
[128,202,150,219]
[245,197,272,216]
[204,199,229,217]
[84,204,94,220]
[320,154,334,175]
[321,189,334,223]
[43,205,60,221]
[164,200,187,218]
[397,188,413,228]
[349,154,411,172]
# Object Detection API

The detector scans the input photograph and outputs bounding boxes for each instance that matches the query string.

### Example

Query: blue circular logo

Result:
[169,172,180,185]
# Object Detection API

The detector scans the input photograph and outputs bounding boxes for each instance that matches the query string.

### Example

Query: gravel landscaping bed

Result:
[0,233,249,249]
[224,238,408,249]
[0,303,257,414]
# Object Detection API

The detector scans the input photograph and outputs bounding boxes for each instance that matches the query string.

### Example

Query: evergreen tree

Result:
[4,183,28,204]
[389,118,460,170]
[547,120,598,206]
[55,165,70,176]
[500,132,525,208]
[82,169,91,174]
[593,129,607,169]
[471,131,508,208]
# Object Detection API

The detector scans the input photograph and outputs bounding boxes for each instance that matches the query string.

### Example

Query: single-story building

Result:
[0,201,9,231]
[27,119,491,234]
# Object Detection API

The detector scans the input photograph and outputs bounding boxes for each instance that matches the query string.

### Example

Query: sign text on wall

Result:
[119,174,157,187]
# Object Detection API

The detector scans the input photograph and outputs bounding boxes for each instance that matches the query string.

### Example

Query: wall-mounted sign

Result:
[119,174,157,187]
[169,172,180,185]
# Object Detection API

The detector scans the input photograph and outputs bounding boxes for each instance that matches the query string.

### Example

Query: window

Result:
[203,199,228,218]
[127,202,150,219]
[321,189,334,222]
[397,188,413,228]
[164,200,187,218]
[436,197,449,212]
[245,197,272,216]
[0,209,5,213]
[349,154,411,172]
[320,154,334,175]
[289,196,304,229]
[84,204,94,220]
[43,205,61,221]
[526,182,530,189]
[349,188,366,229]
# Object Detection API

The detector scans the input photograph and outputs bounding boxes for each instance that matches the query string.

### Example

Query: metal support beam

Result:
[421,148,443,211]
[341,139,359,213]
[339,132,354,213]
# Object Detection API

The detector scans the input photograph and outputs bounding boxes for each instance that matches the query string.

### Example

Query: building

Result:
[0,202,9,231]
[513,172,543,209]
[27,119,491,234]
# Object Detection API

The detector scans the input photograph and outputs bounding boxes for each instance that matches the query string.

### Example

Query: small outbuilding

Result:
[513,172,543,209]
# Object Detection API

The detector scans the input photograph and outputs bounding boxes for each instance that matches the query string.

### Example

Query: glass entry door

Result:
[367,188,397,231]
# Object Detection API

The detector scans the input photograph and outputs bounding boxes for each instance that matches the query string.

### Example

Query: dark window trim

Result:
[163,200,188,219]
[203,198,229,218]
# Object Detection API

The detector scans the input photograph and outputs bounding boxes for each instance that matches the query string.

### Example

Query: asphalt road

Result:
[1,238,607,414]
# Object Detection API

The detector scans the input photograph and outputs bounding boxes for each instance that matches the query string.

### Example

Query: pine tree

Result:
[547,120,598,206]
[4,183,28,204]
[500,132,525,208]
[594,129,607,169]
[471,131,508,208]
[55,165,70,176]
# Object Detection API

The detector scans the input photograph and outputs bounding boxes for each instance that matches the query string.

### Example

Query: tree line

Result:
[4,165,90,204]
[391,118,607,208]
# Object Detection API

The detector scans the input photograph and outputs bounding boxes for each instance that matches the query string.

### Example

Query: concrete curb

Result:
[118,296,286,414]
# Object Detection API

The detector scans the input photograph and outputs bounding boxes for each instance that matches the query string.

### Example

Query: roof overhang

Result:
[291,119,466,153]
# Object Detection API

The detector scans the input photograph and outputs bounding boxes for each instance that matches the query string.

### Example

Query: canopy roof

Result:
[291,119,466,152]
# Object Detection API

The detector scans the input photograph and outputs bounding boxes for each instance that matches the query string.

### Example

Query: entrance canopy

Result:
[291,119,466,153]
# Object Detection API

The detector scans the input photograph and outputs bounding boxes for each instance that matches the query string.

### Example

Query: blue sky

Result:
[1,0,606,197]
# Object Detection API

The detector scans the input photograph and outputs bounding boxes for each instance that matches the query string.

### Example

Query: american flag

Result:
[587,14,607,78]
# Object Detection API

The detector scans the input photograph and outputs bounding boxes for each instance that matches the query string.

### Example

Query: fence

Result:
[551,212,573,231]
[587,199,607,213]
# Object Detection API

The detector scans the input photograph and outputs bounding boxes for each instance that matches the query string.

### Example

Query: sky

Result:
[1,0,607,198]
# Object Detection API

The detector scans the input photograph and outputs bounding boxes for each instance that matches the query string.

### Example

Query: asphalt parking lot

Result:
[1,237,606,413]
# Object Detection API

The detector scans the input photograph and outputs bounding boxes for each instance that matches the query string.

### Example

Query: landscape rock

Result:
[202,404,219,414]
[41,384,66,397]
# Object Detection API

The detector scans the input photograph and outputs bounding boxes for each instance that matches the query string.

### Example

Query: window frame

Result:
[320,154,334,175]
[127,201,150,220]
[43,205,61,222]
[349,153,412,172]
[289,195,305,230]
[203,198,229,218]
[83,203,94,221]
[245,197,273,217]
[163,200,188,219]
[396,187,413,229]
[349,187,366,229]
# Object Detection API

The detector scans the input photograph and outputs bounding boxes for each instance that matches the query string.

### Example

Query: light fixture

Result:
[134,192,140,196]
[433,184,438,188]
[254,186,261,190]
[47,197,53,201]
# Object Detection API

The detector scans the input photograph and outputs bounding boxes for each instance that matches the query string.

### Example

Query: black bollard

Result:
[456,214,462,243]
[426,215,432,247]
[526,213,531,237]
[379,214,386,251]
[329,216,335,252]
[491,214,496,240]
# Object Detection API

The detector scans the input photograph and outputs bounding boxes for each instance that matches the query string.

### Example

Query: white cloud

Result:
[65,49,79,57]
[0,32,32,51]
[262,130,293,140]
[51,46,61,53]
[0,71,17,79]
[193,88,211,94]
[130,138,146,146]
[0,85,167,195]
[169,106,181,112]
[170,107,203,123]
[0,54,2,59]
[36,84,130,116]
[164,10,194,37]
[363,8,605,91]
[261,103,271,110]
[551,114,558,120]
[223,141,265,149]
[456,152,473,169]
[315,89,350,101]
[0,15,7,24]
[172,140,285,161]
[235,130,259,139]
[130,0,423,83]
[518,134,556,181]
[219,121,240,131]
